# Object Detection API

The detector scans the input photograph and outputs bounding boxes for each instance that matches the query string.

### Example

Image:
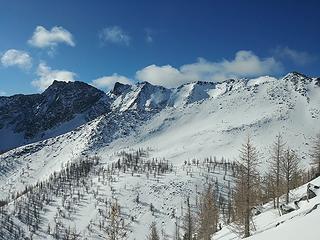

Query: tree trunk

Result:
[245,156,251,238]
[276,156,280,208]
[244,208,250,238]
[286,173,290,204]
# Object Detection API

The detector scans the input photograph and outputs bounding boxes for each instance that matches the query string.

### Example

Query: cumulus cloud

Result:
[1,49,32,70]
[32,62,76,91]
[136,50,283,88]
[91,74,132,90]
[273,46,316,66]
[99,26,130,46]
[136,65,185,88]
[28,26,75,49]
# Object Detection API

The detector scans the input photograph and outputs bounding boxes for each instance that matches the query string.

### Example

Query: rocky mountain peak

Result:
[282,72,312,82]
[112,82,131,96]
[1,73,319,152]
[0,80,111,151]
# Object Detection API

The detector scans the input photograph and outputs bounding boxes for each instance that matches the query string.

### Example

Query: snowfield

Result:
[0,72,320,239]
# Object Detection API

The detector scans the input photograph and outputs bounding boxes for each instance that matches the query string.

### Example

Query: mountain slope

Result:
[214,176,320,240]
[0,80,111,152]
[93,72,320,165]
[0,72,319,197]
[0,72,320,239]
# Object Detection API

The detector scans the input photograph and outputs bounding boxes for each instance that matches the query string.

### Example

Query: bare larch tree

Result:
[280,148,300,204]
[197,184,219,240]
[233,135,260,238]
[147,221,160,240]
[310,133,320,176]
[268,133,286,209]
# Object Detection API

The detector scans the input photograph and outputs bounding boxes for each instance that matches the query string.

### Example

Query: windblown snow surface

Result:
[0,73,320,239]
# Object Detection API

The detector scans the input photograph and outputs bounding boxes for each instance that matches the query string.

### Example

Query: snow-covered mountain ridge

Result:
[1,72,319,153]
[0,72,320,239]
[0,80,111,152]
[1,71,320,166]
[1,71,319,198]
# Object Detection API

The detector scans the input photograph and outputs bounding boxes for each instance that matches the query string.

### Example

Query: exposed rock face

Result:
[0,81,111,150]
[111,82,131,96]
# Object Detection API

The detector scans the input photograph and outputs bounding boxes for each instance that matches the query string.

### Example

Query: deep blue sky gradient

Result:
[0,0,319,95]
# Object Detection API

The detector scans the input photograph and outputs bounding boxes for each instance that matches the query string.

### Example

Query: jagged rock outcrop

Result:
[0,81,111,151]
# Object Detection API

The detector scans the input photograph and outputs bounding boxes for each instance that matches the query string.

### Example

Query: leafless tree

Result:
[310,133,320,176]
[268,133,286,209]
[182,197,194,240]
[233,135,260,238]
[197,184,218,240]
[280,148,300,204]
[105,201,127,240]
[147,222,160,240]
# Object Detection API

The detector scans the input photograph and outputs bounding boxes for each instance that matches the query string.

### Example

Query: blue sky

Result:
[0,0,319,95]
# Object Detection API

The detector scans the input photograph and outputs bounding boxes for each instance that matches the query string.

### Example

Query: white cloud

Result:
[273,46,316,66]
[136,65,186,88]
[28,26,75,48]
[99,26,130,46]
[32,62,76,91]
[1,49,32,70]
[136,50,283,88]
[0,90,7,96]
[91,74,132,90]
